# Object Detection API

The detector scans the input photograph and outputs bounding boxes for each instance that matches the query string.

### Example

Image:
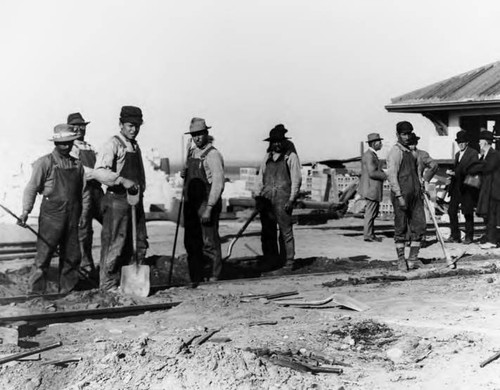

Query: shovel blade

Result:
[120,264,150,297]
[331,293,370,312]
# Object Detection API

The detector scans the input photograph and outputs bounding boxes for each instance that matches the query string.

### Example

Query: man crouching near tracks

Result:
[386,121,426,271]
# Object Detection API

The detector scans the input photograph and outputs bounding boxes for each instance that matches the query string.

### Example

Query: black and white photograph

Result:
[1,0,500,388]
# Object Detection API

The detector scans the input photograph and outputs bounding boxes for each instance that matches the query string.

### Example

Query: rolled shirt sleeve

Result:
[386,144,403,197]
[205,149,225,207]
[93,137,122,187]
[287,152,302,201]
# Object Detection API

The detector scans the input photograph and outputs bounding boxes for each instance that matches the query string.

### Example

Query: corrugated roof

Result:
[386,61,500,111]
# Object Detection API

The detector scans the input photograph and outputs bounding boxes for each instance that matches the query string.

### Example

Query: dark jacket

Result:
[449,146,479,214]
[358,149,386,202]
[469,147,500,216]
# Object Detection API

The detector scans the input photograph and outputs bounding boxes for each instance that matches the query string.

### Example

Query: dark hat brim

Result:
[366,138,383,143]
[68,121,90,126]
[185,127,211,135]
[264,136,291,142]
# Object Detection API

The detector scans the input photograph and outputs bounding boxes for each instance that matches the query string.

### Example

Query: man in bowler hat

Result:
[445,130,479,244]
[93,106,148,291]
[255,124,302,272]
[358,133,387,242]
[68,112,104,277]
[20,124,90,294]
[386,121,426,271]
[183,117,225,284]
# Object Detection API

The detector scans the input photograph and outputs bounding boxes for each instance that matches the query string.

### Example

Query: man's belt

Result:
[107,185,127,195]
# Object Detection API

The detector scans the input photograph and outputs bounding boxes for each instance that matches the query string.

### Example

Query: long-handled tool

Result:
[223,209,259,261]
[422,192,456,269]
[120,188,150,297]
[168,195,183,286]
[0,203,98,289]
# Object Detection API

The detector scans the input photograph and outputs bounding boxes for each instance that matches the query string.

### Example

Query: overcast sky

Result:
[2,0,500,164]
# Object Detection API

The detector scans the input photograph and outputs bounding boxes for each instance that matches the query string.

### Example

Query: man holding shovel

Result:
[183,117,225,285]
[93,106,148,291]
[20,124,90,294]
[386,121,426,271]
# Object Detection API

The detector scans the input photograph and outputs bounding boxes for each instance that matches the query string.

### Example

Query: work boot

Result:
[407,244,421,270]
[282,260,294,273]
[396,246,409,272]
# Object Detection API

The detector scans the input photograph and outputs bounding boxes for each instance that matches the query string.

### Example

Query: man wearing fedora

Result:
[19,124,90,294]
[468,130,500,249]
[93,106,148,291]
[386,121,426,271]
[445,130,479,244]
[68,112,104,277]
[255,124,302,272]
[358,133,387,242]
[183,117,225,285]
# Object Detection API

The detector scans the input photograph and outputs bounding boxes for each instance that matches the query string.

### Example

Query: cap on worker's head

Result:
[455,130,468,143]
[396,121,414,134]
[49,124,79,143]
[264,124,291,142]
[185,117,211,134]
[120,106,143,126]
[67,112,90,126]
[366,133,383,143]
[479,130,494,141]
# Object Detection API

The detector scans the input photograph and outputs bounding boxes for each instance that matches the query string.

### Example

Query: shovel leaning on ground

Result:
[120,187,150,297]
[422,191,457,269]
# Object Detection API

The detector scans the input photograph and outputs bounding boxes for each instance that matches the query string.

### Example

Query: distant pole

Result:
[360,141,364,156]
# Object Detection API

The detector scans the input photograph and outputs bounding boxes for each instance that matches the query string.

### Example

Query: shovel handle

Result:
[422,192,452,262]
[224,209,259,261]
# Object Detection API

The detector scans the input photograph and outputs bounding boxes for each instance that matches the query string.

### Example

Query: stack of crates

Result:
[240,167,259,193]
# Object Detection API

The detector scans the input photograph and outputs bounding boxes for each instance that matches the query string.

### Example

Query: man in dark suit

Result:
[358,133,387,242]
[446,130,479,244]
[469,131,500,248]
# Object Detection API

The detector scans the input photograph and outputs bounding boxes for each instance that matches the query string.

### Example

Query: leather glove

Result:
[397,196,407,211]
[201,205,213,224]
[284,200,294,213]
[17,211,29,227]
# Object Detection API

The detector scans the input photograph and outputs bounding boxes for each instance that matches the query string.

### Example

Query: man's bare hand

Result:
[284,200,294,213]
[17,212,29,227]
[120,178,137,190]
[397,196,407,210]
[201,206,212,224]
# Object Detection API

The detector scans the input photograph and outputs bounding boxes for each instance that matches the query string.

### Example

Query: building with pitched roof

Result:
[385,61,500,153]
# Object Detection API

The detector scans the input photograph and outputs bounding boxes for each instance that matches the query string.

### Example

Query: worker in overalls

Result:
[93,106,147,291]
[20,124,90,294]
[68,112,104,277]
[386,121,426,271]
[183,117,225,285]
[255,124,302,272]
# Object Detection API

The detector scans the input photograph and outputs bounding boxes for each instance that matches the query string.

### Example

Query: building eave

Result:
[385,99,500,113]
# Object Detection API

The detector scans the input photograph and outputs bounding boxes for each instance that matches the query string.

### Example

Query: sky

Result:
[2,0,500,165]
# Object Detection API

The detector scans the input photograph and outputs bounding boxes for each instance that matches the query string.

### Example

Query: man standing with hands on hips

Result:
[386,121,426,271]
[93,106,148,291]
[358,132,387,242]
[183,117,225,285]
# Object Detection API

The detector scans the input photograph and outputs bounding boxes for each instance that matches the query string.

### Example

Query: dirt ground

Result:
[1,216,500,389]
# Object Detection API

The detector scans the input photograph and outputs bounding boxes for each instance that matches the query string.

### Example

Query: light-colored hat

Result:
[185,117,211,134]
[366,133,383,143]
[49,124,79,142]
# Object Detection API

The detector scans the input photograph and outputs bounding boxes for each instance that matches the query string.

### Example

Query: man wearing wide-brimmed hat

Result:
[255,124,302,273]
[386,121,426,271]
[445,130,479,245]
[67,112,104,278]
[468,130,500,249]
[358,133,387,242]
[19,124,90,294]
[93,106,148,291]
[183,117,225,285]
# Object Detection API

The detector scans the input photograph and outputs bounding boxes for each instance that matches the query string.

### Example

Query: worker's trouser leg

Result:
[391,193,426,243]
[183,201,211,284]
[486,200,500,244]
[363,199,380,240]
[100,193,148,291]
[200,203,222,279]
[260,197,294,265]
[448,195,461,240]
[79,185,103,271]
[464,213,474,241]
[29,200,81,294]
